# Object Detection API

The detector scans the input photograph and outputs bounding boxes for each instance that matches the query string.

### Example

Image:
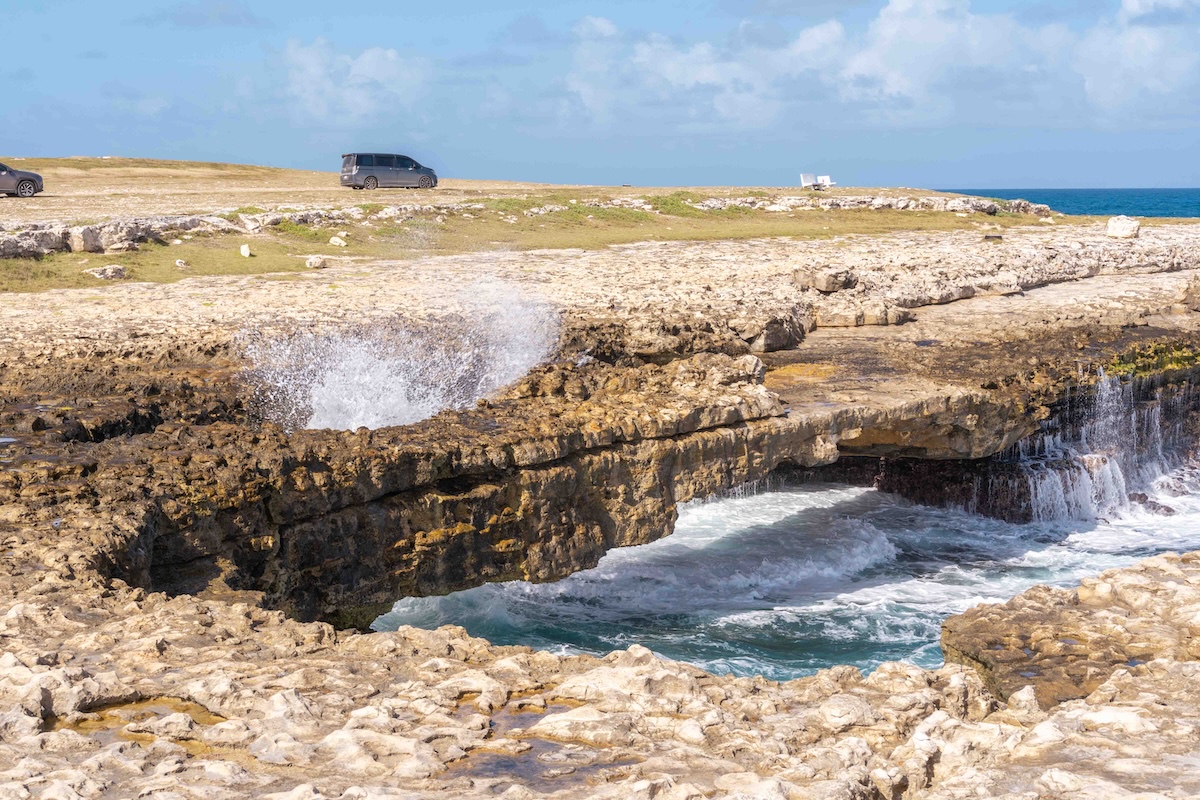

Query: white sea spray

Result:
[241,279,559,430]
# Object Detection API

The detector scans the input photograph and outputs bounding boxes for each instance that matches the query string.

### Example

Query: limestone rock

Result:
[1107,215,1140,239]
[794,267,858,294]
[83,264,126,280]
[329,236,348,247]
[67,225,102,253]
[240,244,252,258]
[1006,199,1053,217]
[943,552,1200,709]
[305,256,328,269]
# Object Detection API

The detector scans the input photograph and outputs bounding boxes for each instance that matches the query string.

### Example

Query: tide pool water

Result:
[950,188,1200,218]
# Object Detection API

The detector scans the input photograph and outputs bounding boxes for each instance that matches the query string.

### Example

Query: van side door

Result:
[375,155,396,187]
[395,156,417,187]
[356,154,376,186]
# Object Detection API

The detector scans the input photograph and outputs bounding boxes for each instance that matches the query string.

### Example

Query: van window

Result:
[396,156,415,169]
[358,154,375,167]
[376,155,395,168]
[341,155,354,172]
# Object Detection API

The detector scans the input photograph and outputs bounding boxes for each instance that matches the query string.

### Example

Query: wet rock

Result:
[943,552,1200,709]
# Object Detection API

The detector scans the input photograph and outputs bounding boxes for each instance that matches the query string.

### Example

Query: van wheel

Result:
[418,175,433,189]
[363,177,378,190]
[16,181,36,198]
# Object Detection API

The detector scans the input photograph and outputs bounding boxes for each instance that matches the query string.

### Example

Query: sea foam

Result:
[242,280,558,430]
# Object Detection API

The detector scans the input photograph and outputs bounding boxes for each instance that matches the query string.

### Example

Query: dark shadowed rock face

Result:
[5,319,1200,631]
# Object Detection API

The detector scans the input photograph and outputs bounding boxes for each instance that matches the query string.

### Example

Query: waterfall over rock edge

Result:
[847,372,1200,523]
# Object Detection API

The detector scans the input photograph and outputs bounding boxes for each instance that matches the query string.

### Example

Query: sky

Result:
[3,0,1200,187]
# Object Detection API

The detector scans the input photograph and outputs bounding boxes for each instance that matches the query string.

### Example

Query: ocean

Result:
[949,188,1200,218]
[376,376,1200,681]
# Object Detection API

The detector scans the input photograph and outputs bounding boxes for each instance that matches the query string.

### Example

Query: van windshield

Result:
[341,155,354,172]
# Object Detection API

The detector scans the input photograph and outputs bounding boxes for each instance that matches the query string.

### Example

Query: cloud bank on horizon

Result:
[5,0,1199,187]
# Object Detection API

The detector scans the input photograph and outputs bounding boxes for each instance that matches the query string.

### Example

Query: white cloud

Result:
[1075,21,1200,110]
[283,39,432,123]
[1119,0,1200,22]
[559,0,1200,131]
[565,17,625,119]
[574,16,618,38]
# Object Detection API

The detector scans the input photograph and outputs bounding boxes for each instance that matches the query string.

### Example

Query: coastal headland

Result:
[3,159,1200,799]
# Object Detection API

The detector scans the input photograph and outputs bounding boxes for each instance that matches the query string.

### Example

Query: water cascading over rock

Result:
[872,371,1199,522]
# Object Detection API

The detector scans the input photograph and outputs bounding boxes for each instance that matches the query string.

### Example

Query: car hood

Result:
[12,169,41,181]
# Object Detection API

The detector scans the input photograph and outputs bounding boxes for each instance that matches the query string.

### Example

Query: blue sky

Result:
[4,0,1199,187]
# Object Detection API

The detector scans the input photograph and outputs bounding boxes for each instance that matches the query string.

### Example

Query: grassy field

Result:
[0,157,1131,293]
[0,202,1049,292]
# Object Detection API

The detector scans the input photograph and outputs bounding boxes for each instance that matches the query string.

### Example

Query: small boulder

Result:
[83,265,126,280]
[305,256,328,269]
[1106,216,1140,239]
[795,266,858,294]
[67,225,103,253]
[240,244,252,257]
[329,236,348,247]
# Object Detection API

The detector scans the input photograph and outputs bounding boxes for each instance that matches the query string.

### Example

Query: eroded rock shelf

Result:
[4,222,1200,798]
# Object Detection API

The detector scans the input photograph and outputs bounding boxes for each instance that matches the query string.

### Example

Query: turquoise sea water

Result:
[950,188,1200,218]
[376,379,1200,680]
[376,472,1200,681]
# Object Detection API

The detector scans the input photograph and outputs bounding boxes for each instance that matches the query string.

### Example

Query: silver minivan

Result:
[0,161,44,197]
[341,153,437,190]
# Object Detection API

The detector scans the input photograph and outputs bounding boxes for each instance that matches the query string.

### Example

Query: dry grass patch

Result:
[428,206,1044,254]
[0,204,1049,293]
[0,235,312,292]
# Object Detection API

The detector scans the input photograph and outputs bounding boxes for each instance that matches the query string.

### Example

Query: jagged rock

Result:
[794,267,858,294]
[1107,215,1141,239]
[83,264,126,280]
[943,552,1200,709]
[2,216,1200,797]
[305,256,328,269]
[1006,199,1053,217]
[68,225,103,253]
[946,197,1000,215]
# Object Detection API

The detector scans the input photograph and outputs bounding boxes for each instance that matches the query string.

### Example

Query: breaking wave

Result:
[241,280,558,430]
[377,372,1200,680]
